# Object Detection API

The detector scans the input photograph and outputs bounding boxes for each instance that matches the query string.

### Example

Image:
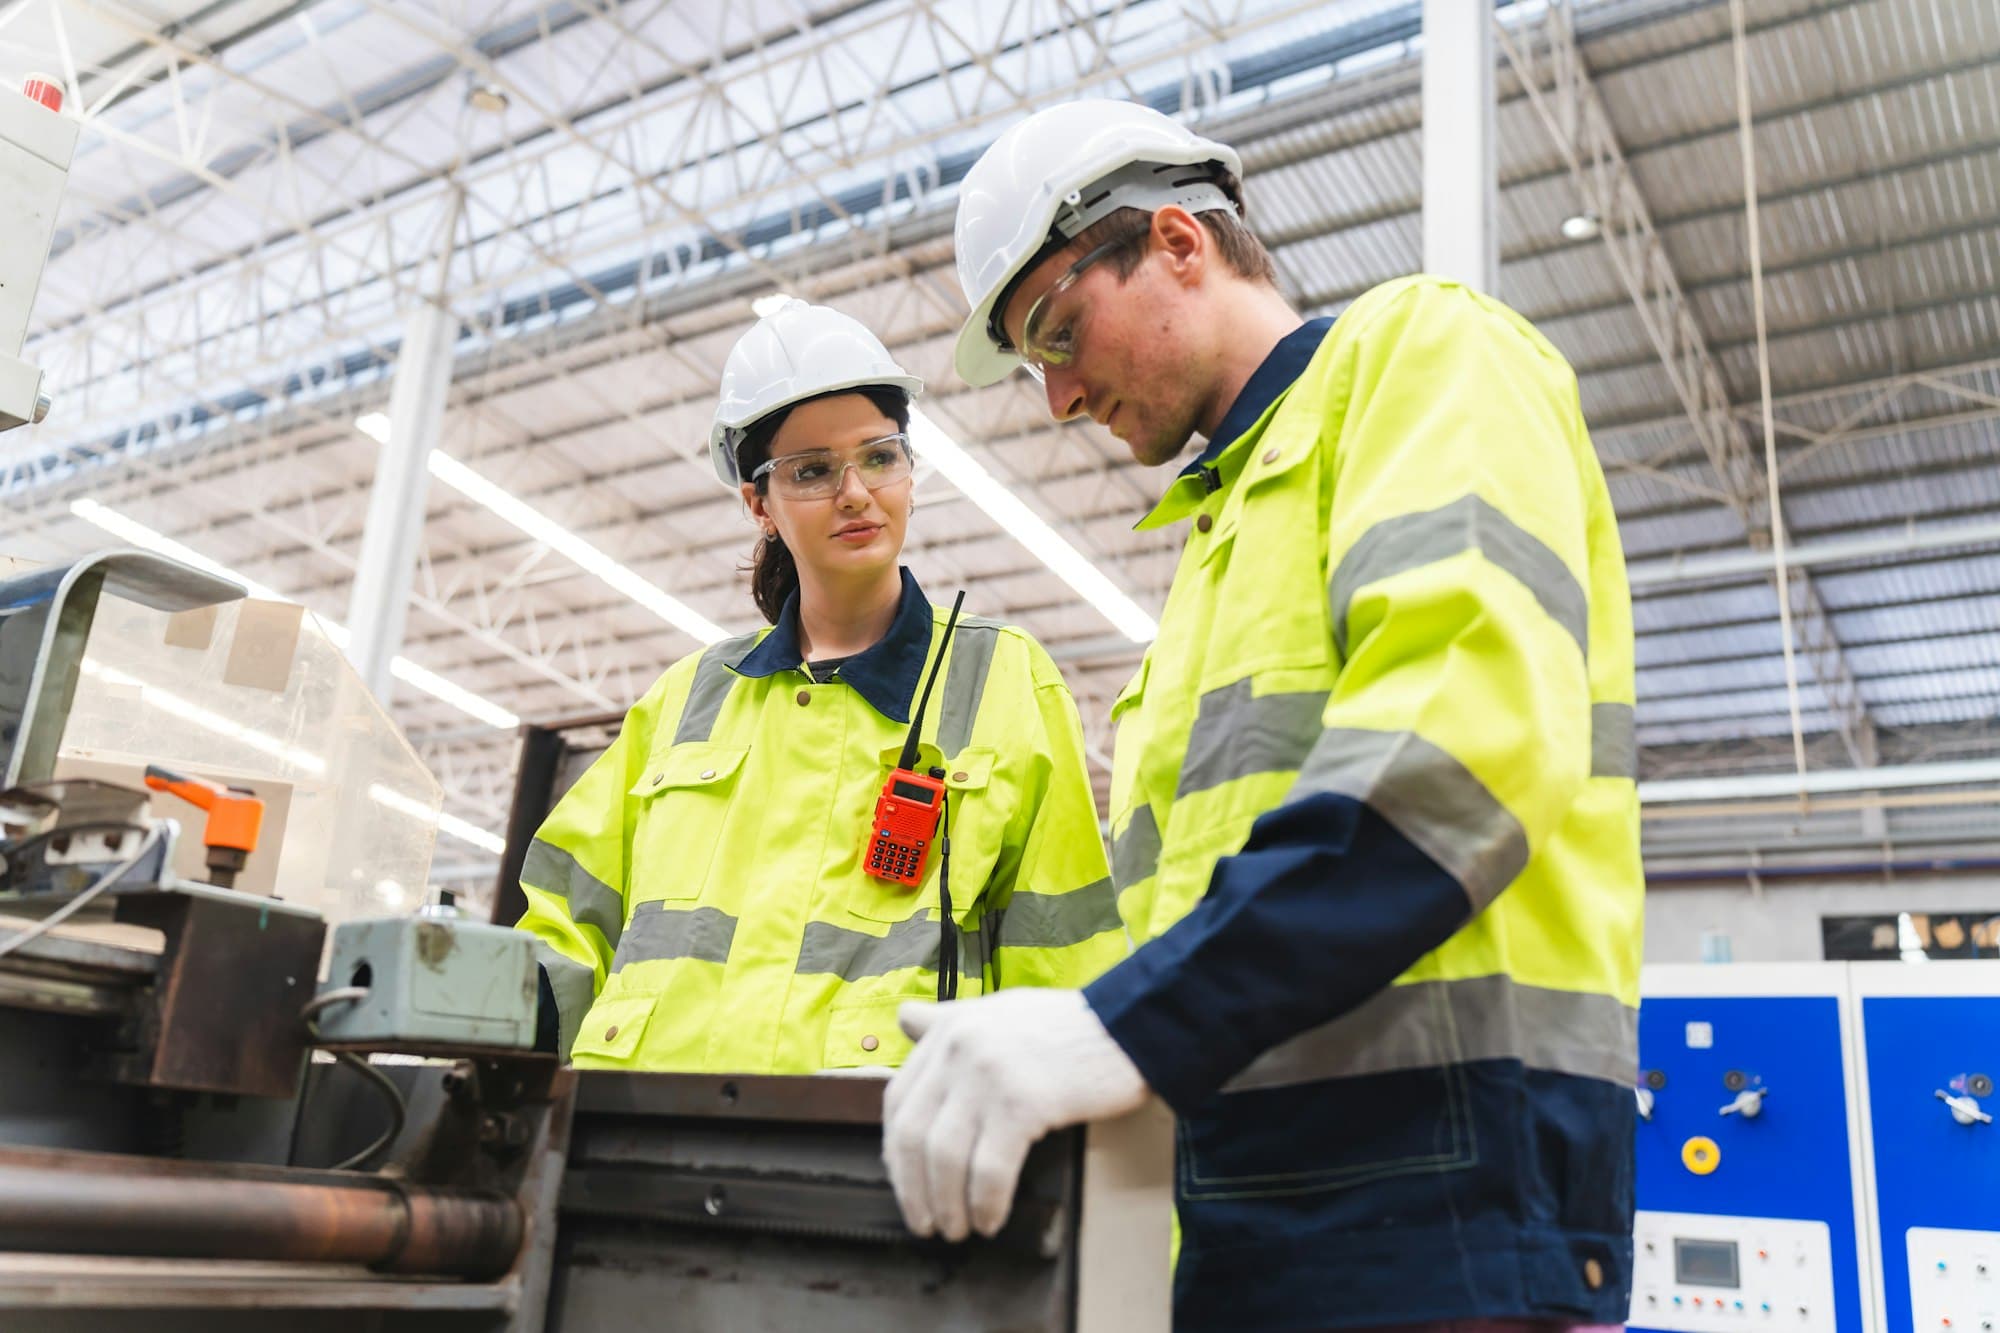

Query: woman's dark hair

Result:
[737,385,911,624]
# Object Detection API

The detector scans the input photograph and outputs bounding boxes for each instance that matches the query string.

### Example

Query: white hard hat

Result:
[708,299,924,488]
[952,100,1242,387]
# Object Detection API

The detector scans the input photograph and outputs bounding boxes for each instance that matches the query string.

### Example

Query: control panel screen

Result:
[891,778,936,803]
[1673,1238,1740,1289]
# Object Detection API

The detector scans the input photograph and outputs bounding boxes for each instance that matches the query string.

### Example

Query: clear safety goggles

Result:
[750,433,914,500]
[1015,237,1132,382]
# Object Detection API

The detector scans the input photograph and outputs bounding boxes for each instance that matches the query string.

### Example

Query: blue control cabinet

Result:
[1851,965,2000,1333]
[1635,962,2000,1333]
[1634,969,1871,1333]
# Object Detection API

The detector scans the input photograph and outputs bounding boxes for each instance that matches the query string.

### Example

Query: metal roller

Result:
[0,1147,522,1279]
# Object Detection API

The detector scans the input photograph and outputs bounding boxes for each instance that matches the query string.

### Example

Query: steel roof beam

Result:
[1497,0,1880,768]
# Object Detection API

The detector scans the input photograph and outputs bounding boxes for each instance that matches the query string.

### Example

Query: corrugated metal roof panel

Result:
[16,0,2000,849]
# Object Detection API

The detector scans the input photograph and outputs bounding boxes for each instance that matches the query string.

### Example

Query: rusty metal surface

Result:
[0,1145,523,1279]
[0,980,568,1327]
[388,1188,526,1279]
[495,1068,576,1333]
[571,1070,884,1125]
[109,887,324,1098]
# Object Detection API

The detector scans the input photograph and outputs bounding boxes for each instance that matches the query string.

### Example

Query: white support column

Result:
[346,297,456,702]
[1421,0,1499,293]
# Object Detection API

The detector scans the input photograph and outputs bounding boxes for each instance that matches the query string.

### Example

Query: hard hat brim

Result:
[953,302,1023,389]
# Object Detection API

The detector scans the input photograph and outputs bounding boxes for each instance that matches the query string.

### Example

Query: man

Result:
[882,98,1642,1333]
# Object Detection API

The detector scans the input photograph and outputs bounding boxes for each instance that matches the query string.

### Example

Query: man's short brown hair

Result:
[1064,166,1278,287]
[989,166,1278,349]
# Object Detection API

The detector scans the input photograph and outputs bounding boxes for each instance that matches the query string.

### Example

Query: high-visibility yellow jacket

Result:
[1081,277,1644,1330]
[517,568,1124,1071]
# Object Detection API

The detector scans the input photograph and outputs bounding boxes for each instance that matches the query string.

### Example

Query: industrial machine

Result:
[1850,963,2000,1333]
[0,552,1171,1330]
[2,74,76,434]
[1634,965,1873,1332]
[1634,963,2000,1333]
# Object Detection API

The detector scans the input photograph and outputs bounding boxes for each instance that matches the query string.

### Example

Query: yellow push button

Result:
[1682,1135,1722,1175]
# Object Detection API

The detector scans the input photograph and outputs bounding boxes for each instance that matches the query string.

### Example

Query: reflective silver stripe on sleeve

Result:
[521,837,625,949]
[1110,804,1162,890]
[672,631,763,744]
[1591,701,1637,780]
[531,942,597,1063]
[795,909,979,982]
[1176,678,1329,798]
[1226,974,1638,1093]
[936,618,1003,758]
[1329,494,1588,660]
[609,901,737,971]
[994,878,1120,951]
[1290,727,1528,910]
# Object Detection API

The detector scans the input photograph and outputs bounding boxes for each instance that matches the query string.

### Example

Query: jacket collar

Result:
[1138,316,1336,531]
[733,565,934,723]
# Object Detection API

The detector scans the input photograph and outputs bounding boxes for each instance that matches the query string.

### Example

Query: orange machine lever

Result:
[143,765,264,889]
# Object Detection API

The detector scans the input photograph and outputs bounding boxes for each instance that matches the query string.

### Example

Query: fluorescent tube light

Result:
[356,415,728,645]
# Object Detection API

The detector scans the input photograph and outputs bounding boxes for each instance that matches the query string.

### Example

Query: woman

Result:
[517,300,1124,1071]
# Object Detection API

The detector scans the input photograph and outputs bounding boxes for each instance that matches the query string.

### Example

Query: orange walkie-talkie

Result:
[865,592,964,889]
[867,769,947,886]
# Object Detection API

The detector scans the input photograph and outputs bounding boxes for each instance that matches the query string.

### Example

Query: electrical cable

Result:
[300,986,409,1171]
[0,823,163,963]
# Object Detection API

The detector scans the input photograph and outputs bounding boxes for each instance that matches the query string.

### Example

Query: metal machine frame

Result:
[0,953,1168,1332]
[0,602,1170,1331]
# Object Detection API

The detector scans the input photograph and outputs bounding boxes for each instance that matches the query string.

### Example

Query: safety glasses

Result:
[750,433,914,500]
[1015,237,1133,382]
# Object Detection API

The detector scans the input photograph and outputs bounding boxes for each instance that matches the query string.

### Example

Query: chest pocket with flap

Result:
[1201,437,1334,678]
[627,742,749,905]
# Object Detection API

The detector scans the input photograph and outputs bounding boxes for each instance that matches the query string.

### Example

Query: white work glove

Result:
[882,988,1149,1242]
